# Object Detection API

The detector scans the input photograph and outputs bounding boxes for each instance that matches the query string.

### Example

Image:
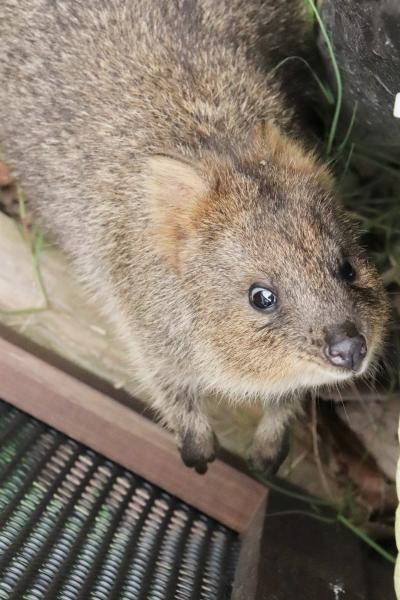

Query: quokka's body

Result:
[0,1,388,473]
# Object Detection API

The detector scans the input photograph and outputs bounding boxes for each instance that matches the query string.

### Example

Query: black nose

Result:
[324,325,367,371]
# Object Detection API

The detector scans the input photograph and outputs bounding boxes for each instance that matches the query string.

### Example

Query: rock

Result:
[336,396,399,481]
[320,0,400,150]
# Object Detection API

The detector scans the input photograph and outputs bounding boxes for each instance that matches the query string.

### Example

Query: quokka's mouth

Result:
[301,358,363,388]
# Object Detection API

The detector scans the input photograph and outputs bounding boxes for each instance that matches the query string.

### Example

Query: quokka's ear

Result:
[144,154,209,269]
[253,120,334,190]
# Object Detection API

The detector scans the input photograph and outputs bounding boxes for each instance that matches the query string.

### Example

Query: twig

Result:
[311,396,333,499]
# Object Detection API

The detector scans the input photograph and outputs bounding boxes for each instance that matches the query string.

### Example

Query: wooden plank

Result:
[231,496,267,600]
[0,212,135,394]
[0,334,266,533]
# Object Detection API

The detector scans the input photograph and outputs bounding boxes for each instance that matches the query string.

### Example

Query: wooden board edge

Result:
[231,496,267,600]
[0,332,267,533]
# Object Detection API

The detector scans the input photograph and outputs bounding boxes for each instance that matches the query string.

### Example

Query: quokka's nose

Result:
[324,324,367,371]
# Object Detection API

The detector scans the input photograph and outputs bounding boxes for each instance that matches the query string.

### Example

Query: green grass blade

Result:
[272,55,335,105]
[338,515,396,564]
[305,0,343,155]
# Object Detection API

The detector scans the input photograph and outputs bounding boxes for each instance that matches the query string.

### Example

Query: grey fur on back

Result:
[0,1,304,193]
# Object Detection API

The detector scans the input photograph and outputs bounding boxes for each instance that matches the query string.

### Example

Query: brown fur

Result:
[0,0,388,473]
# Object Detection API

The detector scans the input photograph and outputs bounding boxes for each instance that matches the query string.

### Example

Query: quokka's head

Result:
[144,123,389,399]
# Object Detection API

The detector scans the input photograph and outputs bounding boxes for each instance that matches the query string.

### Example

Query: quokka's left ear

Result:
[144,154,210,269]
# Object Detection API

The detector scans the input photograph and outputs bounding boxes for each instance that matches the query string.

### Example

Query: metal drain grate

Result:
[0,400,239,599]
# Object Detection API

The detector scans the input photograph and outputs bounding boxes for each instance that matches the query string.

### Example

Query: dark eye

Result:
[249,285,278,311]
[339,260,356,283]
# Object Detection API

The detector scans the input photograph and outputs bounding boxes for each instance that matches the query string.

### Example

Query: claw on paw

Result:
[179,429,218,475]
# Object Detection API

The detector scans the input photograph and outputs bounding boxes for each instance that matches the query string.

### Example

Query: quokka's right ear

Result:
[252,120,335,191]
[144,154,210,269]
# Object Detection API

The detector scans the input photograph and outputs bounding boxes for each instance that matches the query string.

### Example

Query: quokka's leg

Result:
[151,382,218,474]
[249,404,295,476]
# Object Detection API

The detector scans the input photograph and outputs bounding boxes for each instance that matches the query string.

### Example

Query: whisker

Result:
[340,398,352,426]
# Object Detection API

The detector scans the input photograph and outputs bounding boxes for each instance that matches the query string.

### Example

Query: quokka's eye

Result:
[249,284,278,312]
[339,260,356,283]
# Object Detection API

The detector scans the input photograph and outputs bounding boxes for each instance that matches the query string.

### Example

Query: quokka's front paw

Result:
[248,430,290,478]
[179,429,219,475]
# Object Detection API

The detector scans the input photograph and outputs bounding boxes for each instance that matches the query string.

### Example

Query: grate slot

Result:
[0,431,62,528]
[0,441,80,572]
[26,463,122,599]
[103,484,158,600]
[70,470,135,600]
[0,419,46,482]
[146,505,195,600]
[130,493,177,600]
[174,518,206,600]
[0,410,28,446]
[8,453,103,599]
[201,526,238,600]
